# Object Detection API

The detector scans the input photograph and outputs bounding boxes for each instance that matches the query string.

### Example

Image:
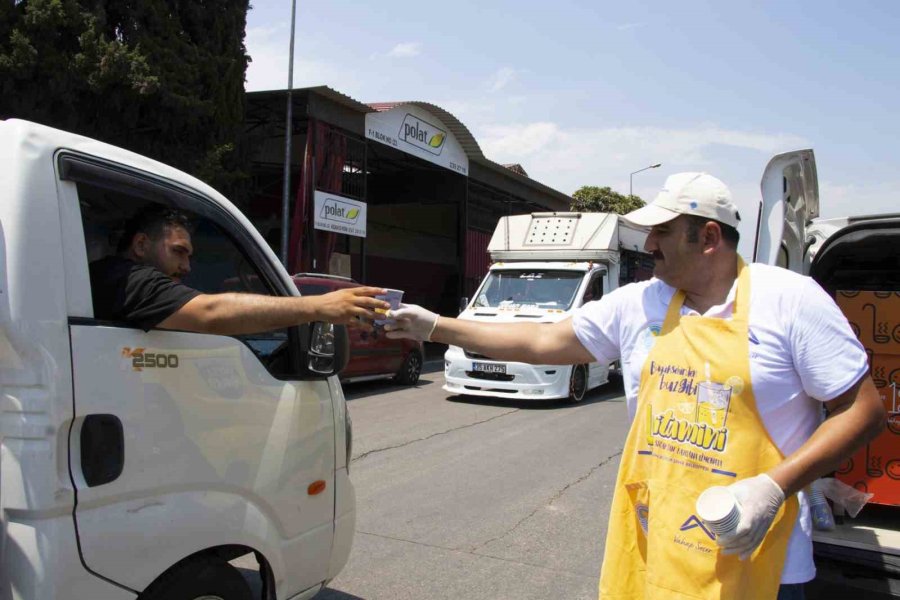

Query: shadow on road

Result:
[343,375,438,401]
[444,374,626,410]
[314,588,367,600]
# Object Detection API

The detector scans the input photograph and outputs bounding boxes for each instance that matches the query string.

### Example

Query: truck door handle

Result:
[81,414,124,487]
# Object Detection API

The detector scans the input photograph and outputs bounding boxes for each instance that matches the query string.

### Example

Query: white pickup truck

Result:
[0,119,355,600]
[443,212,649,402]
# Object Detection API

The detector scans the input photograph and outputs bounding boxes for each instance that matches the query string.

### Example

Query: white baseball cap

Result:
[622,172,741,229]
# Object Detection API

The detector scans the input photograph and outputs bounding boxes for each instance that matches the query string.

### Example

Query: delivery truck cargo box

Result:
[487,212,622,262]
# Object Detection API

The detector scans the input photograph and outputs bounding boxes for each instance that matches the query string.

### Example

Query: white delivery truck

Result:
[0,120,355,600]
[444,212,649,402]
[756,149,900,589]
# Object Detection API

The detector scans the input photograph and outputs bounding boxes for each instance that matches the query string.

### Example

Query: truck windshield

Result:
[473,270,584,310]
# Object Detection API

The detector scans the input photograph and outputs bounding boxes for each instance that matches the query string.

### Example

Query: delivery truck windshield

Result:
[474,270,584,310]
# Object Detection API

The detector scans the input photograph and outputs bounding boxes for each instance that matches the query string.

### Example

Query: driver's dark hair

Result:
[117,204,193,253]
[684,215,740,249]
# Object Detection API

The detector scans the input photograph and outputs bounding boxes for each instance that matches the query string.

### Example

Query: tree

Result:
[570,186,645,215]
[0,0,250,197]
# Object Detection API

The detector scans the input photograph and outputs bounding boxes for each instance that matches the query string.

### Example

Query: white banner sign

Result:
[313,191,367,238]
[365,105,469,176]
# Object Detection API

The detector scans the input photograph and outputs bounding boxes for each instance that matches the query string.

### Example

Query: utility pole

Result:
[280,0,298,268]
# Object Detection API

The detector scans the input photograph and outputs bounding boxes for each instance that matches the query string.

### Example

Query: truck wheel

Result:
[568,364,588,403]
[140,556,253,600]
[394,350,422,385]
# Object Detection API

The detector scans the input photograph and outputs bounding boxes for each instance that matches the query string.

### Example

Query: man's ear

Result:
[131,232,151,258]
[703,222,724,253]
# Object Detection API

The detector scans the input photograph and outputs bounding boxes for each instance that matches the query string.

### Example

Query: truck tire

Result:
[568,364,588,403]
[394,350,422,385]
[140,556,253,600]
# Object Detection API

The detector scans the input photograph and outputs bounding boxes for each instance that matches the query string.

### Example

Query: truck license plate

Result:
[473,362,506,374]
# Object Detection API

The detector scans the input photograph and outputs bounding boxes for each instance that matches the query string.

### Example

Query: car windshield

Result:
[472,270,583,310]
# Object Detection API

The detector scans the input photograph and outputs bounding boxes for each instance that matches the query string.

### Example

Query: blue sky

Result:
[245,1,899,252]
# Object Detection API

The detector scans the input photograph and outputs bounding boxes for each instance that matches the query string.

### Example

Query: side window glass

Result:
[76,181,298,379]
[582,273,604,303]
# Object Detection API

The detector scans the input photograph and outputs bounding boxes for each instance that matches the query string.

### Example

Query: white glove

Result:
[383,303,439,342]
[717,473,786,560]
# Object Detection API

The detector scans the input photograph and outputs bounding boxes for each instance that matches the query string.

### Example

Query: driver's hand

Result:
[313,287,390,329]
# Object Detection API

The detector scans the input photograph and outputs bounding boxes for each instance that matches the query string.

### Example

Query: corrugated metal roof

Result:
[245,88,571,206]
[247,85,375,115]
[366,100,570,205]
[368,101,485,159]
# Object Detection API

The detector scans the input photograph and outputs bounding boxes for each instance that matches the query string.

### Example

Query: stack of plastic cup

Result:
[808,481,835,531]
[696,486,742,537]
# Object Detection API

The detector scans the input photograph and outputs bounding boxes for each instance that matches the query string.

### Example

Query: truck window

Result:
[72,178,301,379]
[474,270,583,310]
[582,273,604,303]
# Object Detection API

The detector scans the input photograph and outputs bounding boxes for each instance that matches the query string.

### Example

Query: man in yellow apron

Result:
[385,172,885,599]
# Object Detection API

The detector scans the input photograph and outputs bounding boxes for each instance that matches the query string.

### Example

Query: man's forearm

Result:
[431,316,595,366]
[160,286,389,335]
[767,376,885,497]
[171,293,321,335]
[432,318,544,362]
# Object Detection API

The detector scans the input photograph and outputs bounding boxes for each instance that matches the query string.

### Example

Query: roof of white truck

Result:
[488,212,645,261]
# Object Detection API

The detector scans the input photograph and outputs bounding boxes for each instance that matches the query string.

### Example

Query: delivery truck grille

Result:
[465,371,515,382]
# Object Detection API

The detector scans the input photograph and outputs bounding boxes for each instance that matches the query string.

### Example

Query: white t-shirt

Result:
[572,262,868,584]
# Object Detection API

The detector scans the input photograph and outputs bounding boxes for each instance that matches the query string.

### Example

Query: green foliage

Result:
[0,0,251,198]
[570,186,645,215]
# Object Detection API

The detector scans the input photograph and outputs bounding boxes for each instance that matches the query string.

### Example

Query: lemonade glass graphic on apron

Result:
[695,381,732,427]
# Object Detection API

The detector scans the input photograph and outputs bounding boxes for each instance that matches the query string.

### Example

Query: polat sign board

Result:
[366,105,469,176]
[314,191,367,238]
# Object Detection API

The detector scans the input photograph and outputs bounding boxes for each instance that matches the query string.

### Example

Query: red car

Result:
[292,273,424,385]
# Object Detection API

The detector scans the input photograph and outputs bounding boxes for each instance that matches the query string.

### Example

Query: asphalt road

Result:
[318,365,628,600]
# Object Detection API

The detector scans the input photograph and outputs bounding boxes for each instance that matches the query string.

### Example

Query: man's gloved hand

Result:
[717,473,786,560]
[383,303,439,341]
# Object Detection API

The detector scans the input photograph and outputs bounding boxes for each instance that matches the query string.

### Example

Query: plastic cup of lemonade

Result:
[374,288,403,326]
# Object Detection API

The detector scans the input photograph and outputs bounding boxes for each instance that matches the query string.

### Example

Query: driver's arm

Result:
[158,287,389,335]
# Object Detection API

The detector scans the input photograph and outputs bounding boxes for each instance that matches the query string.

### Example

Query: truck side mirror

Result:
[299,322,349,378]
[458,297,469,314]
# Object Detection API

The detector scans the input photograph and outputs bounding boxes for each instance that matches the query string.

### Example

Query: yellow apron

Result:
[598,258,799,600]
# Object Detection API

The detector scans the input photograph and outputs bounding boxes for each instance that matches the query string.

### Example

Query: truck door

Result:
[57,156,336,594]
[753,149,819,270]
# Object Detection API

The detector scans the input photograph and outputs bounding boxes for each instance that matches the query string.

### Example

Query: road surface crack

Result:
[356,530,597,580]
[467,449,623,552]
[351,408,520,463]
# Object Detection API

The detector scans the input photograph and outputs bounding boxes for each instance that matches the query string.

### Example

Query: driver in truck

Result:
[90,205,389,334]
[384,172,885,600]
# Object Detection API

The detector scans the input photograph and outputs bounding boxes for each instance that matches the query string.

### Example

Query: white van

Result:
[756,149,900,578]
[0,120,355,599]
[443,212,649,402]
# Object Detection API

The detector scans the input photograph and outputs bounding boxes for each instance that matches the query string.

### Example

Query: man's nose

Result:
[644,230,658,253]
[181,259,191,275]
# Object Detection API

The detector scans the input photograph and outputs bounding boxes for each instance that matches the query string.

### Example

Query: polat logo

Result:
[320,198,361,224]
[399,113,447,155]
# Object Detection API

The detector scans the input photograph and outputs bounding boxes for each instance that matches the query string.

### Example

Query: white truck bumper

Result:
[442,346,571,400]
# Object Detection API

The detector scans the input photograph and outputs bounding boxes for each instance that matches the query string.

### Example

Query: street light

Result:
[629,163,662,199]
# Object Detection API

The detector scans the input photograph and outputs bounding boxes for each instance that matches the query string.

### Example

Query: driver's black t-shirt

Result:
[89,256,201,331]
